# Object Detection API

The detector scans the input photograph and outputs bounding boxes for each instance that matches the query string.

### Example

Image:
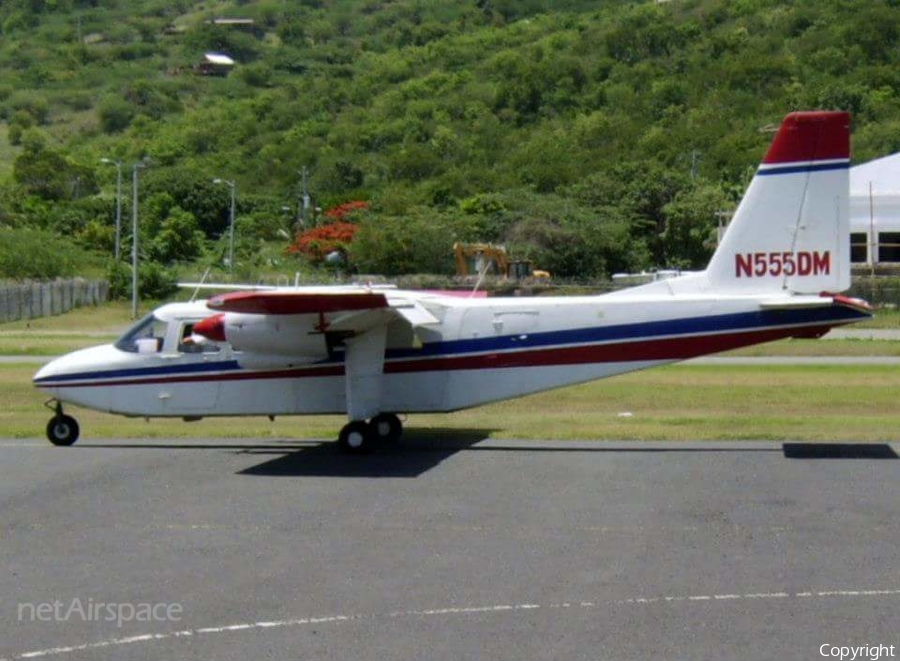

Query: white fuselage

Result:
[32,284,868,420]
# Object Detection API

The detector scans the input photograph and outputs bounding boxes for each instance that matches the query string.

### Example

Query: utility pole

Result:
[299,167,310,228]
[213,178,236,273]
[131,161,147,319]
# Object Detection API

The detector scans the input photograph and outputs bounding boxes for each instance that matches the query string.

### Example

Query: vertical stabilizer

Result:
[706,111,851,294]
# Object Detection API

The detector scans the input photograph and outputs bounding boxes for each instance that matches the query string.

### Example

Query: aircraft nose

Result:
[33,356,65,387]
[32,345,114,389]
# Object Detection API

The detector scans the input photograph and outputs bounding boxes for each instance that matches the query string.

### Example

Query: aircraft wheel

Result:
[46,415,79,446]
[370,413,403,444]
[338,420,372,454]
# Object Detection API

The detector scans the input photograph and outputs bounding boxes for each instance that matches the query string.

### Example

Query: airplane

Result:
[33,110,873,452]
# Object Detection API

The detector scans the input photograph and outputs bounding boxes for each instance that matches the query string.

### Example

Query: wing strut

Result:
[343,324,387,422]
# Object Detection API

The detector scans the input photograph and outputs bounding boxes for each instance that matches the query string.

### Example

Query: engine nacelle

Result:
[195,312,329,360]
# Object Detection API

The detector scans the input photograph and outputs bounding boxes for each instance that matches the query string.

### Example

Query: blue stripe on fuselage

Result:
[33,305,867,385]
[33,358,243,384]
[383,304,866,359]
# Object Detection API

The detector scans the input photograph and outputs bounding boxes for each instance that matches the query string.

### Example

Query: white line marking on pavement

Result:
[5,587,900,660]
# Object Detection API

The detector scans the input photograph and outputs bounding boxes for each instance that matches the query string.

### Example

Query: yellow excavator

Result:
[453,243,550,280]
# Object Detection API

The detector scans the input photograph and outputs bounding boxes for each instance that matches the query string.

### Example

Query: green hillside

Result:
[0,0,898,285]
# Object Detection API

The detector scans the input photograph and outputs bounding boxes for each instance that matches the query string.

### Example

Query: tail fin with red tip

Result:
[706,111,851,294]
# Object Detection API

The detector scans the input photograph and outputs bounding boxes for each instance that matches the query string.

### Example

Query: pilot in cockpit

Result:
[178,323,203,353]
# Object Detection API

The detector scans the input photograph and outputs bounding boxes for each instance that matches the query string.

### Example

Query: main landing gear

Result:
[44,400,80,446]
[338,413,403,454]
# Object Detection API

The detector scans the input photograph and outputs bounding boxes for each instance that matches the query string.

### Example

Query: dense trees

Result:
[0,0,898,284]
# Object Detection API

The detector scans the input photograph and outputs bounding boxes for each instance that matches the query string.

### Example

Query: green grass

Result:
[6,364,900,442]
[723,338,900,357]
[852,307,900,329]
[0,301,137,332]
[0,301,134,355]
[0,334,117,356]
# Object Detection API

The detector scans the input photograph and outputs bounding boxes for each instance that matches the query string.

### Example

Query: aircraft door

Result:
[157,321,223,413]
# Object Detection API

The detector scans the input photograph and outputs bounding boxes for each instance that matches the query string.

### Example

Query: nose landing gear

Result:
[44,400,80,446]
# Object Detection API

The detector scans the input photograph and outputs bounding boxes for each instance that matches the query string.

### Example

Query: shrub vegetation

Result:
[0,1,896,283]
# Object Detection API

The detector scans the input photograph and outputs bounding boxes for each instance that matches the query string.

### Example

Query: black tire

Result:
[370,413,402,443]
[337,420,372,454]
[46,415,79,446]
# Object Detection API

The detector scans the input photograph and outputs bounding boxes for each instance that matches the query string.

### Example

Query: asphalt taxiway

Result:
[1,436,898,660]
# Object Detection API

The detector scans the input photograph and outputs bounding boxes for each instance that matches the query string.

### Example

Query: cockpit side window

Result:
[178,322,222,354]
[114,314,168,353]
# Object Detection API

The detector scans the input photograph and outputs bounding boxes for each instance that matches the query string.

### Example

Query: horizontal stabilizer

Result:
[758,296,833,310]
[759,293,873,314]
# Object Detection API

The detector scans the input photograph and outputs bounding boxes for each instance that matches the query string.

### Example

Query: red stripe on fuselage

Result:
[384,321,822,372]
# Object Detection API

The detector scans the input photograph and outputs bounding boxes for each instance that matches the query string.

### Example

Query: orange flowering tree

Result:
[286,201,368,262]
[323,200,369,222]
[287,221,359,261]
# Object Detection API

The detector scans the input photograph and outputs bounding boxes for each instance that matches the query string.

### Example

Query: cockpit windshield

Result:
[114,313,168,353]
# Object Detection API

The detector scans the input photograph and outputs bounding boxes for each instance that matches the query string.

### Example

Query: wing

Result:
[206,289,439,327]
[196,288,444,418]
[207,290,391,314]
[194,289,440,367]
[206,291,387,315]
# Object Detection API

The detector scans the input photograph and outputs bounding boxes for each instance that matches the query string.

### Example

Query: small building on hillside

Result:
[850,153,900,266]
[204,17,262,37]
[206,17,256,28]
[196,52,235,76]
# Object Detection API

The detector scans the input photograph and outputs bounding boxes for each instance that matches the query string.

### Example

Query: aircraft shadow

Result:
[238,439,898,478]
[240,436,896,478]
[237,428,496,478]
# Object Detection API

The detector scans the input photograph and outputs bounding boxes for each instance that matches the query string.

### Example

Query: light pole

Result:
[213,178,235,273]
[131,161,147,319]
[299,167,310,228]
[100,158,122,261]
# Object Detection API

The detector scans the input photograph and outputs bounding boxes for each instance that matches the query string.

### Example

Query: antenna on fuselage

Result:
[189,267,212,302]
[470,259,491,298]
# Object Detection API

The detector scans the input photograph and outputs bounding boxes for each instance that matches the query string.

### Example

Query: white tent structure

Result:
[850,153,900,265]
